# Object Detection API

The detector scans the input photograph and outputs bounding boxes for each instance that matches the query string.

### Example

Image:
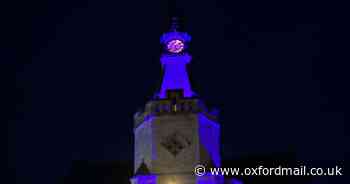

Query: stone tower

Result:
[130,18,223,184]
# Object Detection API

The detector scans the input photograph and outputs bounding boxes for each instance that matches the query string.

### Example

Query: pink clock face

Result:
[166,39,185,53]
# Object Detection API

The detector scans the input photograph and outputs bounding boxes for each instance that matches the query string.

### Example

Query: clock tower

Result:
[130,17,223,184]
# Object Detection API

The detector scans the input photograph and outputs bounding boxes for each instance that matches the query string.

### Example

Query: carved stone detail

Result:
[161,131,191,156]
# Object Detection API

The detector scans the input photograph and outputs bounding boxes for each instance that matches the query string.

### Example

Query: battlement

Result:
[134,90,219,128]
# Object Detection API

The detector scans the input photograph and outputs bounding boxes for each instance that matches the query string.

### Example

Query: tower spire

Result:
[170,17,179,31]
[157,18,193,99]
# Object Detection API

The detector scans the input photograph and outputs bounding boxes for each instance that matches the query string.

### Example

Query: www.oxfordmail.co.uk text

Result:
[194,165,343,177]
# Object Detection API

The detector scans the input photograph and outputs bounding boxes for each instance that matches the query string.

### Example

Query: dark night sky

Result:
[6,0,349,183]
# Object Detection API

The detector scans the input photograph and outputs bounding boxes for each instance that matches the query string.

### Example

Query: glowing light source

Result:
[167,39,185,53]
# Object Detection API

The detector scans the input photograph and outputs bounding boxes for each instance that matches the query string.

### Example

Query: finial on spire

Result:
[160,17,191,46]
[170,17,179,31]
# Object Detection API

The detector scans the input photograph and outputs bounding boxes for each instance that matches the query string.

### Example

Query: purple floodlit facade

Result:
[198,114,221,167]
[131,175,157,184]
[160,31,191,45]
[131,18,241,184]
[230,178,244,184]
[158,26,194,99]
[159,53,193,98]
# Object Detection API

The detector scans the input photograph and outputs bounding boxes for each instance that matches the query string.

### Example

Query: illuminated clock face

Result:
[166,39,185,53]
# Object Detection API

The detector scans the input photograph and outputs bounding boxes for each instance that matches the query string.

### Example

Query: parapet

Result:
[134,90,219,128]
